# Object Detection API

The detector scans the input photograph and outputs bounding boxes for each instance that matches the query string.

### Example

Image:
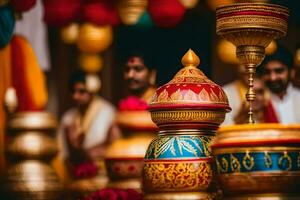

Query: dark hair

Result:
[125,50,155,70]
[69,70,86,91]
[261,45,293,70]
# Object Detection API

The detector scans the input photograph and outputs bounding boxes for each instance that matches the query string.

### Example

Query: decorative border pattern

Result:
[215,151,300,174]
[151,110,226,125]
[143,161,212,192]
[217,15,287,36]
[151,84,228,106]
[216,3,289,39]
[145,135,213,159]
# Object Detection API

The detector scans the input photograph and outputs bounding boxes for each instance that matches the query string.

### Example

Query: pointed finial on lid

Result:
[181,49,200,68]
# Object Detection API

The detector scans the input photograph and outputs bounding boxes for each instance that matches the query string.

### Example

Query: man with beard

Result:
[260,47,300,124]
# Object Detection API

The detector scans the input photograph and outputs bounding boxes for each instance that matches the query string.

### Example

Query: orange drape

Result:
[0,44,12,173]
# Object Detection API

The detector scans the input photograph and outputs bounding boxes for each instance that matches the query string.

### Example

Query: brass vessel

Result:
[1,112,63,199]
[105,110,156,191]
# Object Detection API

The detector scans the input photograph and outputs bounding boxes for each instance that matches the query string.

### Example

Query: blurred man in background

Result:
[260,47,300,124]
[223,66,278,125]
[231,77,278,124]
[55,71,119,184]
[123,52,157,103]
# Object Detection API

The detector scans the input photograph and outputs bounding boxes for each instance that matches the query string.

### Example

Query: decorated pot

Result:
[105,96,157,191]
[211,124,300,199]
[143,49,230,200]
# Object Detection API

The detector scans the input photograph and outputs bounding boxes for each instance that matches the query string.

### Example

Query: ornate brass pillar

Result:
[1,112,63,199]
[216,3,288,123]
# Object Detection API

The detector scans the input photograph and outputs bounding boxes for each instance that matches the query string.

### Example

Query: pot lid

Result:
[149,49,231,112]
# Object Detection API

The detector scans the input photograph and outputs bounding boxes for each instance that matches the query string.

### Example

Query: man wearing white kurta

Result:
[260,47,300,124]
[55,71,119,184]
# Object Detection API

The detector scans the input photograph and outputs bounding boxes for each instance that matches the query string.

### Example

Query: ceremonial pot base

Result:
[68,176,108,199]
[1,160,63,199]
[106,178,141,192]
[144,192,217,200]
[224,193,300,200]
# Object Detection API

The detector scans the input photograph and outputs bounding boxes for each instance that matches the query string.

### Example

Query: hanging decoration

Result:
[10,0,37,12]
[43,0,81,27]
[179,0,199,9]
[265,40,277,55]
[78,53,103,73]
[217,39,277,65]
[148,0,186,28]
[217,39,238,65]
[134,11,154,28]
[60,23,79,44]
[77,23,113,54]
[82,1,119,26]
[294,47,300,67]
[117,0,148,25]
[0,5,15,48]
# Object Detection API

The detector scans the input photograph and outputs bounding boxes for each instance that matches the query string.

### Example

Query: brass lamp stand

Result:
[216,3,289,123]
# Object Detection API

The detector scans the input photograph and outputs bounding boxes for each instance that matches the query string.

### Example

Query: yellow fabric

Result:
[17,36,48,109]
[51,156,72,187]
[74,97,103,137]
[141,86,156,104]
[0,44,12,174]
[235,80,247,103]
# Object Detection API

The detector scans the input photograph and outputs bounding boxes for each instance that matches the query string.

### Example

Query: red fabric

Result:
[43,0,81,27]
[10,0,37,12]
[263,101,279,123]
[148,0,186,28]
[82,1,120,26]
[83,188,142,200]
[118,96,148,111]
[10,36,35,111]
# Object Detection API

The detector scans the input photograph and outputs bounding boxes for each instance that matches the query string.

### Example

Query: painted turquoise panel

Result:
[145,135,212,159]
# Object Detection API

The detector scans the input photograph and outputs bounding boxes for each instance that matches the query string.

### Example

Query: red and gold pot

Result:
[143,49,230,200]
[211,124,300,199]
